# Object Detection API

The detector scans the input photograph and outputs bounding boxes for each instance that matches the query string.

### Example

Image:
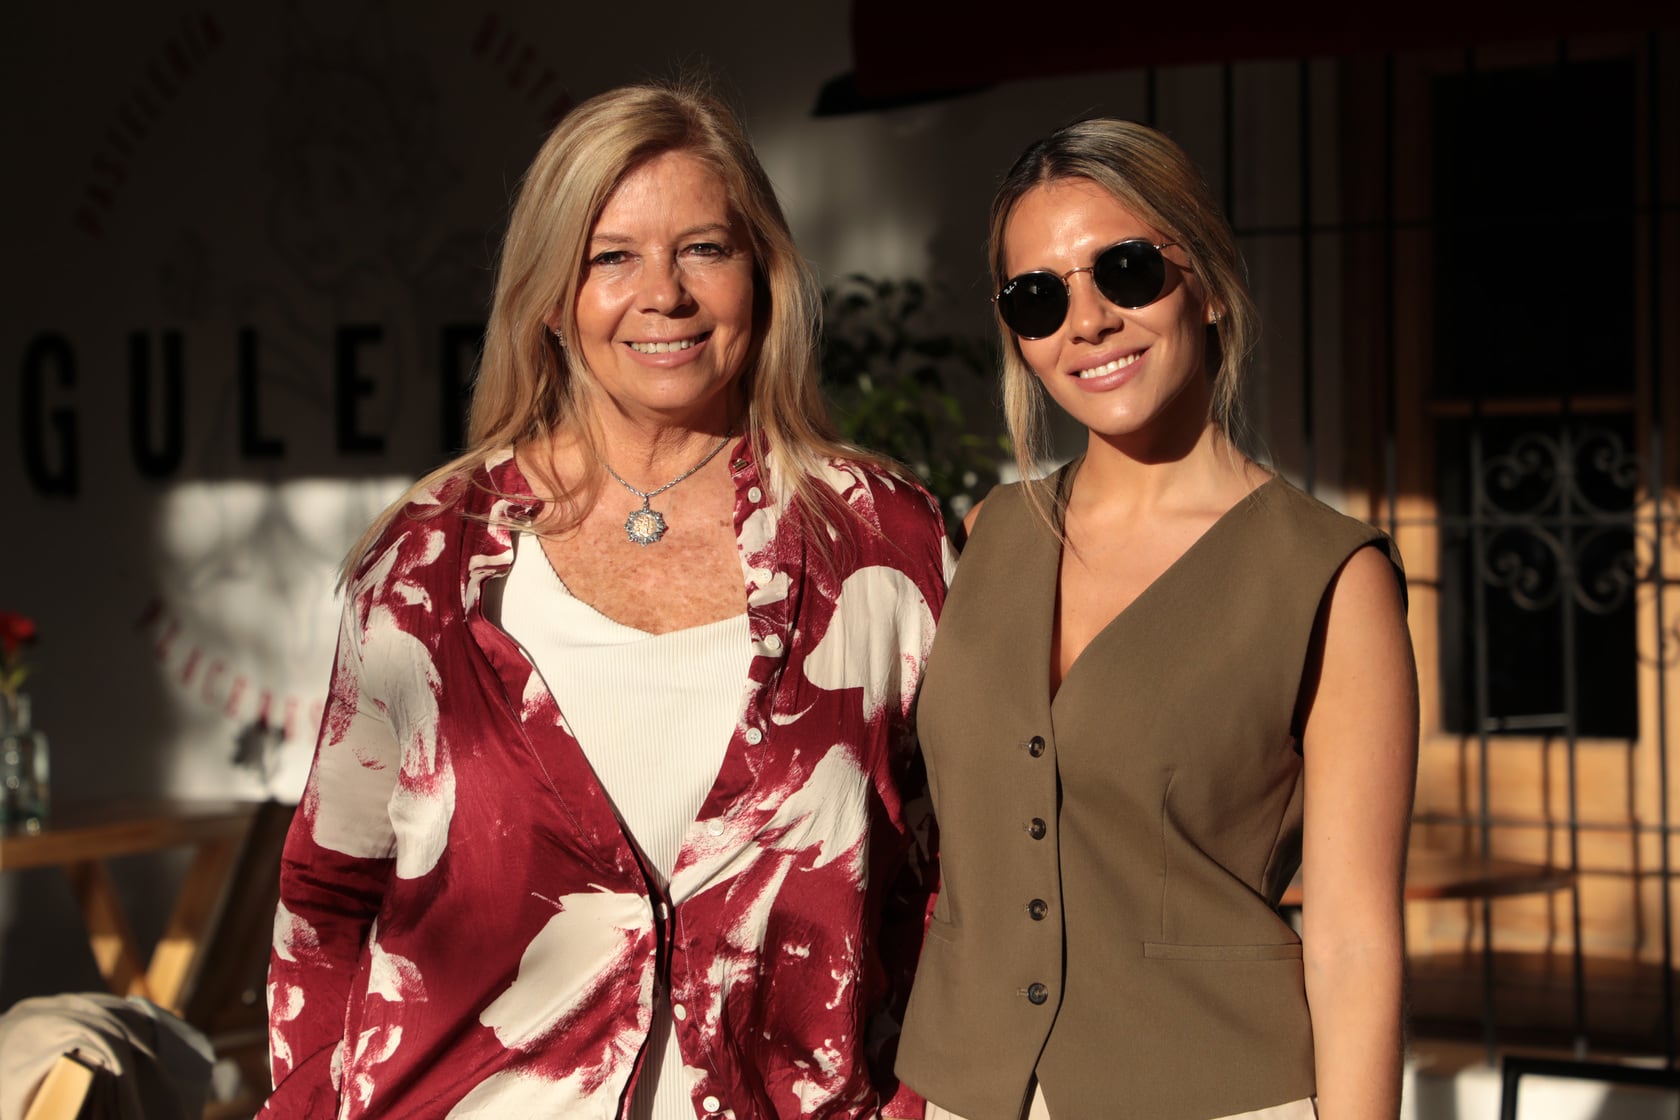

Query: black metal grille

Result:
[1136,32,1676,1064]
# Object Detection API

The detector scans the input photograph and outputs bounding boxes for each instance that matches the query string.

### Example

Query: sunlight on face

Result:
[570,151,756,431]
[1004,177,1213,445]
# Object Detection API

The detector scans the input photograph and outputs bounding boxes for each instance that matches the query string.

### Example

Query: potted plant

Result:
[1,610,49,830]
[821,274,1009,534]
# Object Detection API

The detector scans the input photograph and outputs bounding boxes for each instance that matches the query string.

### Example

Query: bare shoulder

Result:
[1305,542,1417,740]
[1326,544,1407,629]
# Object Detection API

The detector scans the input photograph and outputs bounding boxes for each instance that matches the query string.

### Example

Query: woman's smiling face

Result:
[1003,176,1216,444]
[570,149,757,429]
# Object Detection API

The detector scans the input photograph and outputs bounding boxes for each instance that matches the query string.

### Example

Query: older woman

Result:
[897,120,1418,1119]
[264,81,949,1120]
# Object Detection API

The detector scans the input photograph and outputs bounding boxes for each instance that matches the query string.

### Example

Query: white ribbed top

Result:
[495,533,750,1120]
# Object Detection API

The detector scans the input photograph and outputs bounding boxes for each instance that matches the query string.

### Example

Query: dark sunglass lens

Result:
[998,272,1068,339]
[1093,241,1167,308]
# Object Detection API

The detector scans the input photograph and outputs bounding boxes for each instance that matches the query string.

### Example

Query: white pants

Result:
[927,1086,1317,1120]
[926,1084,1053,1120]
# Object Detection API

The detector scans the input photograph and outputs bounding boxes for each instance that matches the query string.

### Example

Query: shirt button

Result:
[1027,817,1047,840]
[1027,735,1046,757]
[744,727,764,745]
[763,633,784,653]
[1028,898,1049,921]
[753,566,774,584]
[702,1095,722,1112]
[1026,982,1049,1005]
[747,486,763,503]
[706,819,725,836]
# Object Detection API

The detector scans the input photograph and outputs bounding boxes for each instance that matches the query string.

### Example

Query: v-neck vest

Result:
[898,467,1401,1120]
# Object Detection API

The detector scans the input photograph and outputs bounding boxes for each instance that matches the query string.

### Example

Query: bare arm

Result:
[956,498,985,549]
[1299,545,1419,1119]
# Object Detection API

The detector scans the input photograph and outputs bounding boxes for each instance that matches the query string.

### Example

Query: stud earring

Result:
[550,326,565,346]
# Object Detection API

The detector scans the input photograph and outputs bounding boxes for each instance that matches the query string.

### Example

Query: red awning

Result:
[847,1,1674,101]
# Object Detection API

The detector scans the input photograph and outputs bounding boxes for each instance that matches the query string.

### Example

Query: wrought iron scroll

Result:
[1476,426,1644,619]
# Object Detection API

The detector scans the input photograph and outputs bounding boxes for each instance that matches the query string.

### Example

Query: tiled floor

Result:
[1405,1041,1679,1120]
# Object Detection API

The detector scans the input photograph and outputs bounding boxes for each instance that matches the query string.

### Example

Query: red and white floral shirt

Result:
[264,445,950,1120]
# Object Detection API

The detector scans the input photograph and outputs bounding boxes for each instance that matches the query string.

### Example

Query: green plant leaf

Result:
[821,272,1011,533]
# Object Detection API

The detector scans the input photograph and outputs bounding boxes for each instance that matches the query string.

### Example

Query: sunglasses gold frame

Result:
[993,239,1180,339]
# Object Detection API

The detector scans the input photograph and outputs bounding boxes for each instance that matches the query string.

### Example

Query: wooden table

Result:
[1279,845,1574,907]
[0,800,264,1015]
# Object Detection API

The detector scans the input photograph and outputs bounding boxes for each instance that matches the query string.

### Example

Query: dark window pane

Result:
[1432,59,1635,400]
[1437,416,1639,738]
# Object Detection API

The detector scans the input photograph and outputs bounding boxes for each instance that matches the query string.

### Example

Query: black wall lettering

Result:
[334,324,385,454]
[238,328,285,459]
[21,333,80,497]
[439,324,483,455]
[128,330,185,477]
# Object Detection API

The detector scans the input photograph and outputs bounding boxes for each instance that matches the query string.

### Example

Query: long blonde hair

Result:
[989,119,1259,522]
[345,78,872,576]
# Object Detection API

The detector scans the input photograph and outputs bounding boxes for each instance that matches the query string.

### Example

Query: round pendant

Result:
[624,507,667,546]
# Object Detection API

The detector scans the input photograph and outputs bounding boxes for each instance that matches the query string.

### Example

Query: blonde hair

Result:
[344,77,872,576]
[989,119,1258,522]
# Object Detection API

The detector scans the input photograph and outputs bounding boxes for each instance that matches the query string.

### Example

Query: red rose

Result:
[0,612,36,659]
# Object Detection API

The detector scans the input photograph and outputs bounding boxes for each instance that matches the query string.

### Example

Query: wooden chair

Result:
[22,1051,99,1120]
[176,799,294,1117]
[5,800,295,1120]
[1499,1054,1680,1118]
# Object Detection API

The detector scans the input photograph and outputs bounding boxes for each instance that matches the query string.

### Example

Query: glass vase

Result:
[1,693,50,832]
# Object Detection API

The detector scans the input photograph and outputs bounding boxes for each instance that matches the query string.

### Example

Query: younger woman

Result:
[897,120,1418,1120]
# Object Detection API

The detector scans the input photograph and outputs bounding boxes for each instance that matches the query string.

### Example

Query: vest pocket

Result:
[1141,940,1303,961]
[924,915,958,945]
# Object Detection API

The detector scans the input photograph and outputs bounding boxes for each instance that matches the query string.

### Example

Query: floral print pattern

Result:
[264,445,949,1119]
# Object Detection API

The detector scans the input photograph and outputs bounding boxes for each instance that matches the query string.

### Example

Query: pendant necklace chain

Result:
[599,435,732,546]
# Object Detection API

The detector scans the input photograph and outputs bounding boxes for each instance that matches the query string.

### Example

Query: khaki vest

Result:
[897,469,1400,1120]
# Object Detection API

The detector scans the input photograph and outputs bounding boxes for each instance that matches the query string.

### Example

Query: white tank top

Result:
[495,533,750,1120]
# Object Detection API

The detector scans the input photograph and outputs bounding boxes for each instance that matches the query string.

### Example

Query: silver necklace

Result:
[599,435,732,545]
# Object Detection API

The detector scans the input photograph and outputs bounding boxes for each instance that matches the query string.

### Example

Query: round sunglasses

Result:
[993,239,1179,339]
